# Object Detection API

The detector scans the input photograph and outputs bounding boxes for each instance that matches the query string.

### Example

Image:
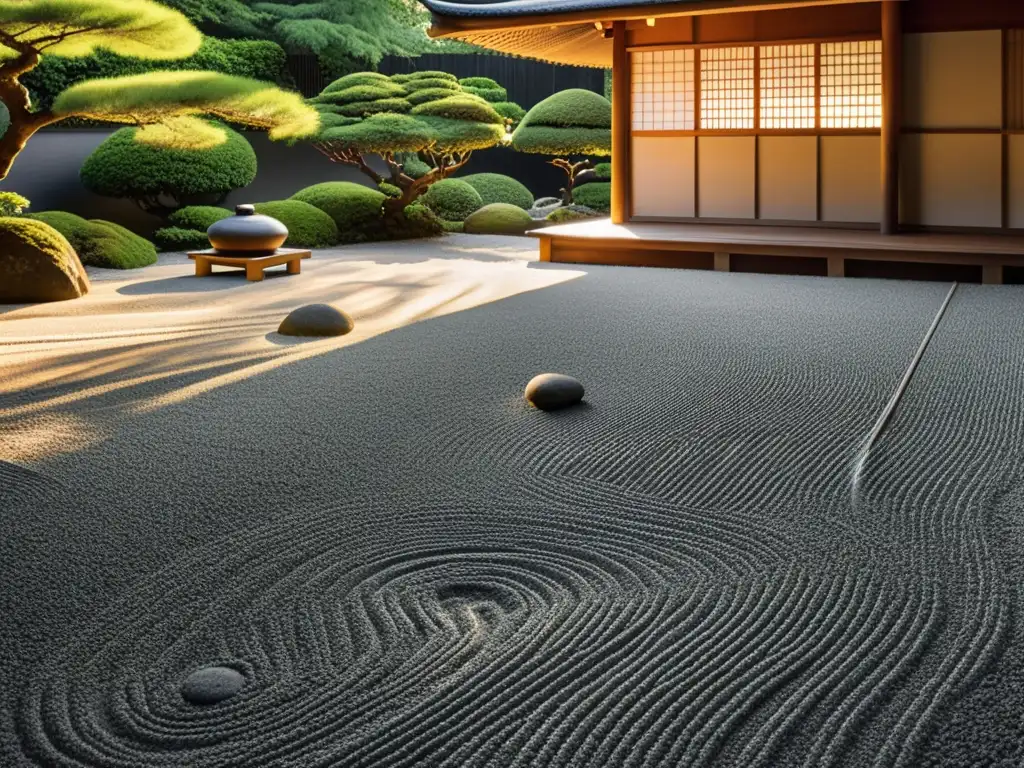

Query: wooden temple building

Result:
[422,0,1024,283]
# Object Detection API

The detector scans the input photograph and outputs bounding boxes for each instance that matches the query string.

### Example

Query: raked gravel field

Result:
[1,234,1023,767]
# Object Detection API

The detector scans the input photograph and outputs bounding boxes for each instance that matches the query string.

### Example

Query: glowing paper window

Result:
[760,44,816,129]
[821,40,882,129]
[700,46,755,130]
[631,49,696,131]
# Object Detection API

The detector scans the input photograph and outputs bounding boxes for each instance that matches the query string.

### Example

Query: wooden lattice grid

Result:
[760,44,816,130]
[700,46,756,130]
[631,49,696,131]
[820,40,882,129]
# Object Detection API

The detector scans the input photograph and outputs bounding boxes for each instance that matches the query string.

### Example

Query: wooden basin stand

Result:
[188,248,311,282]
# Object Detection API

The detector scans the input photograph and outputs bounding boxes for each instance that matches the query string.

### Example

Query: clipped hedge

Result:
[421,179,483,222]
[460,173,534,210]
[523,88,611,129]
[458,77,501,90]
[492,101,526,124]
[594,162,612,180]
[26,211,157,269]
[168,205,232,231]
[461,85,508,103]
[80,122,257,211]
[464,203,535,235]
[290,182,385,243]
[154,226,209,252]
[253,200,340,248]
[397,152,432,179]
[572,182,611,213]
[546,206,601,223]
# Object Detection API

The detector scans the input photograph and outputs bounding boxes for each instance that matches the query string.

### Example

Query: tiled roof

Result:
[421,0,697,18]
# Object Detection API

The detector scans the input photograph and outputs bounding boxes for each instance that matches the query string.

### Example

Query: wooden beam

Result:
[611,20,632,224]
[881,0,901,235]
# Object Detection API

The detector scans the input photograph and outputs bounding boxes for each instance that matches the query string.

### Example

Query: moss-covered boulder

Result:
[253,200,339,248]
[464,203,535,235]
[460,173,534,210]
[421,178,483,222]
[290,182,385,242]
[0,217,89,303]
[25,211,157,269]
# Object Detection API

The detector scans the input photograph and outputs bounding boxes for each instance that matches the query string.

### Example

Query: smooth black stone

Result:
[278,304,354,337]
[525,373,585,411]
[181,666,246,705]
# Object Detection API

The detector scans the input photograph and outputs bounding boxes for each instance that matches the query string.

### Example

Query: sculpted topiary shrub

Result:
[0,217,90,302]
[511,89,611,205]
[80,122,257,215]
[463,203,535,235]
[572,182,611,213]
[594,162,612,181]
[26,211,157,269]
[421,178,483,222]
[0,191,29,216]
[290,182,386,243]
[252,200,339,248]
[460,173,533,210]
[168,205,232,231]
[153,226,209,252]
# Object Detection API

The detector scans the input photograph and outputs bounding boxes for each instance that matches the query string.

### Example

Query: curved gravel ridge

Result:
[4,261,1024,766]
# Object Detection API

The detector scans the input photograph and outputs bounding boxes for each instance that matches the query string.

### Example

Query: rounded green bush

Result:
[460,173,534,210]
[492,101,526,124]
[0,217,89,302]
[441,220,464,233]
[411,95,502,124]
[402,78,460,94]
[168,206,232,231]
[405,71,458,83]
[546,207,601,223]
[405,87,459,106]
[461,85,508,103]
[397,152,432,179]
[290,182,385,242]
[572,182,611,213]
[378,182,402,198]
[593,162,612,181]
[253,200,340,248]
[523,89,611,129]
[323,72,393,94]
[154,226,209,252]
[421,179,484,222]
[80,122,257,211]
[464,203,535,235]
[26,211,157,269]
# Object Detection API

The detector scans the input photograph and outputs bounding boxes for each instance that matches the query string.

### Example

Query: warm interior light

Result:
[594,21,604,31]
[646,18,656,26]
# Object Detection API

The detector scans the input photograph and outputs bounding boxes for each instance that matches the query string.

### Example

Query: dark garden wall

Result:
[0,130,576,235]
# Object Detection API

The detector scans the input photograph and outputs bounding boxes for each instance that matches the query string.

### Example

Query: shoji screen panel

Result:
[698,137,756,219]
[700,46,755,130]
[631,136,696,218]
[904,31,1002,129]
[631,49,696,131]
[901,134,1002,228]
[820,136,880,223]
[759,44,816,130]
[820,40,882,129]
[758,136,818,221]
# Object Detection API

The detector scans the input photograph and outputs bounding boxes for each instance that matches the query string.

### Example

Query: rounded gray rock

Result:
[181,665,246,705]
[525,373,585,411]
[278,304,354,337]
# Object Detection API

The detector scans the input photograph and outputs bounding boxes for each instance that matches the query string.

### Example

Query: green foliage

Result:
[440,220,464,233]
[547,206,601,223]
[0,217,86,302]
[168,205,233,231]
[402,78,461,94]
[319,112,434,154]
[413,115,505,154]
[397,152,431,179]
[290,182,385,241]
[572,182,611,213]
[405,71,458,83]
[0,192,29,217]
[458,77,501,90]
[80,122,257,211]
[464,203,535,235]
[377,202,442,240]
[26,211,157,269]
[0,0,202,61]
[512,89,612,157]
[153,226,209,251]
[406,87,460,106]
[156,0,265,39]
[461,86,508,103]
[594,162,612,181]
[410,95,503,124]
[491,101,527,125]
[253,200,340,248]
[23,36,291,112]
[314,84,407,106]
[421,179,483,222]
[328,98,412,117]
[460,173,533,210]
[379,182,402,198]
[322,72,392,93]
[54,71,318,140]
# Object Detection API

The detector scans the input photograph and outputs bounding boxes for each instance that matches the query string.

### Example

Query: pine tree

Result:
[0,0,318,180]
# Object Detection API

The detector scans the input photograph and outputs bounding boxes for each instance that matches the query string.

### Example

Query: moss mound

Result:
[0,217,89,302]
[464,203,535,235]
[523,89,611,129]
[546,206,601,223]
[154,226,209,252]
[460,173,534,210]
[253,200,340,248]
[492,101,527,124]
[290,182,385,242]
[26,211,157,269]
[168,206,233,232]
[594,162,612,181]
[80,122,257,211]
[572,182,611,213]
[421,179,483,222]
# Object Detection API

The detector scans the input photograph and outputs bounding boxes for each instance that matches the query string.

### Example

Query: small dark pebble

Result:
[525,373,585,411]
